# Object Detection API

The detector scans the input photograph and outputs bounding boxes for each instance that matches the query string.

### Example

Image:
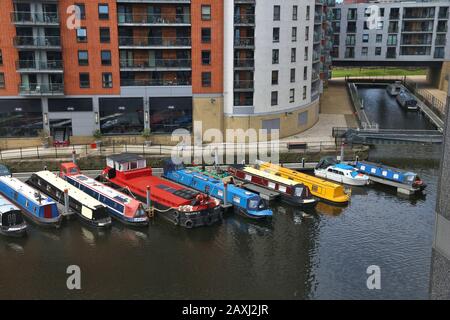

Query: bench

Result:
[287,142,307,150]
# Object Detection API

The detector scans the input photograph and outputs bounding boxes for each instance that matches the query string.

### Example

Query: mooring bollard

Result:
[223,183,228,206]
[146,186,151,209]
[340,142,345,163]
[64,189,69,215]
[301,158,305,168]
[72,150,76,164]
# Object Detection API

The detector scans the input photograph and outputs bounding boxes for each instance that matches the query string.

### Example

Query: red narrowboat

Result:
[100,154,222,228]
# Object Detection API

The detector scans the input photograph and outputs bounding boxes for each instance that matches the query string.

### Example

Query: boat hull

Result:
[314,170,368,186]
[108,208,149,227]
[0,223,27,237]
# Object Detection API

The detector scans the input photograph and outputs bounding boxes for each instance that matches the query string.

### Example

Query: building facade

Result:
[0,0,335,147]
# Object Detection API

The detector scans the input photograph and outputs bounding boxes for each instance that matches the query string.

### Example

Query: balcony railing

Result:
[11,11,59,24]
[117,13,190,24]
[234,14,255,24]
[120,79,191,86]
[19,83,64,95]
[16,60,63,70]
[14,36,61,48]
[234,59,254,68]
[234,80,254,89]
[234,37,254,47]
[118,36,191,47]
[119,59,191,68]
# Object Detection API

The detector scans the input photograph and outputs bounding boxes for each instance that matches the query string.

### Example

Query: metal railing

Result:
[234,59,254,68]
[234,80,254,89]
[234,14,255,24]
[14,36,61,47]
[11,11,59,24]
[118,36,191,47]
[19,83,64,95]
[16,60,63,70]
[117,13,191,24]
[120,79,191,86]
[119,59,191,68]
[234,37,254,47]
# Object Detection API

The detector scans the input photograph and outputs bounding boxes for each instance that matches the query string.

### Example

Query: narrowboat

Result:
[100,154,222,228]
[396,91,418,110]
[257,161,350,205]
[27,171,111,228]
[386,82,402,96]
[0,195,27,237]
[0,175,62,227]
[314,157,369,186]
[163,162,273,220]
[227,165,317,208]
[355,161,426,192]
[59,163,149,227]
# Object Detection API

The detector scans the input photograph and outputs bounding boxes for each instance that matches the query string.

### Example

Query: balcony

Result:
[14,36,61,49]
[120,59,191,70]
[234,37,254,48]
[117,13,190,25]
[19,83,64,96]
[11,11,59,25]
[403,9,435,19]
[118,36,191,48]
[16,60,63,72]
[234,59,254,69]
[120,78,191,87]
[234,14,255,25]
[234,80,254,91]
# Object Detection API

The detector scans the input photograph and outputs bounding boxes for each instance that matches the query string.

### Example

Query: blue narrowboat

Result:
[0,194,27,237]
[355,161,426,192]
[164,162,273,220]
[0,174,62,228]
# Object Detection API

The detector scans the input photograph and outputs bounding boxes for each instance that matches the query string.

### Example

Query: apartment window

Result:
[291,48,296,62]
[345,47,355,58]
[362,34,369,43]
[346,35,356,45]
[202,51,211,65]
[274,5,280,21]
[272,70,279,85]
[201,28,211,43]
[377,21,384,30]
[289,89,295,103]
[201,5,211,20]
[298,111,308,126]
[376,34,383,43]
[292,27,297,42]
[305,26,309,41]
[76,27,87,42]
[202,72,211,87]
[387,34,397,46]
[273,27,280,42]
[98,4,109,19]
[0,50,2,65]
[271,91,278,106]
[303,86,307,100]
[78,50,89,65]
[303,66,308,80]
[100,27,110,43]
[0,73,4,88]
[79,73,90,88]
[102,73,113,88]
[333,8,341,20]
[306,6,310,20]
[361,47,368,56]
[272,49,279,64]
[101,50,112,65]
[290,68,296,83]
[375,47,382,56]
[293,5,298,20]
[304,47,309,61]
[380,8,385,17]
[75,3,86,20]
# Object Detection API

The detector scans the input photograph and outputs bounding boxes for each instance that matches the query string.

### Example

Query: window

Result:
[362,34,369,43]
[375,47,382,56]
[376,34,383,43]
[101,50,112,65]
[202,51,211,65]
[201,28,211,43]
[78,50,88,65]
[271,91,278,106]
[0,73,4,88]
[77,27,87,42]
[0,50,2,65]
[290,68,296,83]
[377,21,384,30]
[304,47,309,61]
[102,73,113,88]
[298,111,308,126]
[293,5,298,20]
[201,5,211,20]
[274,6,280,21]
[79,73,90,88]
[303,66,308,80]
[303,86,307,100]
[292,27,297,42]
[100,28,110,43]
[291,48,296,62]
[361,47,368,56]
[306,5,310,20]
[98,4,109,19]
[289,89,295,103]
[202,72,211,87]
[346,35,356,45]
[273,28,280,42]
[75,3,86,20]
[272,70,279,85]
[272,49,279,64]
[387,34,397,46]
[305,26,309,41]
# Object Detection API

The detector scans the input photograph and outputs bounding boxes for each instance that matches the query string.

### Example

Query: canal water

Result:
[0,147,439,300]
[356,84,437,130]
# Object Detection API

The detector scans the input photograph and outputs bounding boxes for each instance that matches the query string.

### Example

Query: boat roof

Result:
[0,164,11,177]
[244,166,298,186]
[34,171,104,208]
[334,163,356,171]
[357,161,417,176]
[107,153,145,164]
[0,194,19,213]
[69,174,138,206]
[0,176,55,206]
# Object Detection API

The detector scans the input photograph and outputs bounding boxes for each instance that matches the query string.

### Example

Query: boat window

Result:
[406,175,415,182]
[14,192,18,200]
[130,161,138,170]
[25,201,29,208]
[248,199,259,209]
[69,167,79,175]
[393,174,400,180]
[294,187,303,197]
[233,196,241,204]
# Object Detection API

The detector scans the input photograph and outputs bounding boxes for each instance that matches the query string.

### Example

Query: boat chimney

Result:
[339,142,345,163]
[64,189,69,215]
[72,150,77,164]
[146,186,151,209]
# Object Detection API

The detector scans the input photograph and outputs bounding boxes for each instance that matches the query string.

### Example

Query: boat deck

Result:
[240,183,280,201]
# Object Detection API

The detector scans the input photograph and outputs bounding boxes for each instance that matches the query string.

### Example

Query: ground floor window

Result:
[149,97,192,133]
[99,98,144,135]
[0,99,42,137]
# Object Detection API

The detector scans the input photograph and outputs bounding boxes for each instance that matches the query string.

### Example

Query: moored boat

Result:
[163,162,273,220]
[396,91,418,110]
[0,195,27,237]
[314,157,369,186]
[59,163,149,227]
[0,175,62,227]
[228,165,317,208]
[386,82,402,96]
[100,154,222,228]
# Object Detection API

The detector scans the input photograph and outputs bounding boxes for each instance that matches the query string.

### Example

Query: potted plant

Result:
[142,129,152,147]
[93,129,103,147]
[38,129,51,148]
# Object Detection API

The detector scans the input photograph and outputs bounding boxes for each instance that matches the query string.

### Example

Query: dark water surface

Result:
[0,158,438,300]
